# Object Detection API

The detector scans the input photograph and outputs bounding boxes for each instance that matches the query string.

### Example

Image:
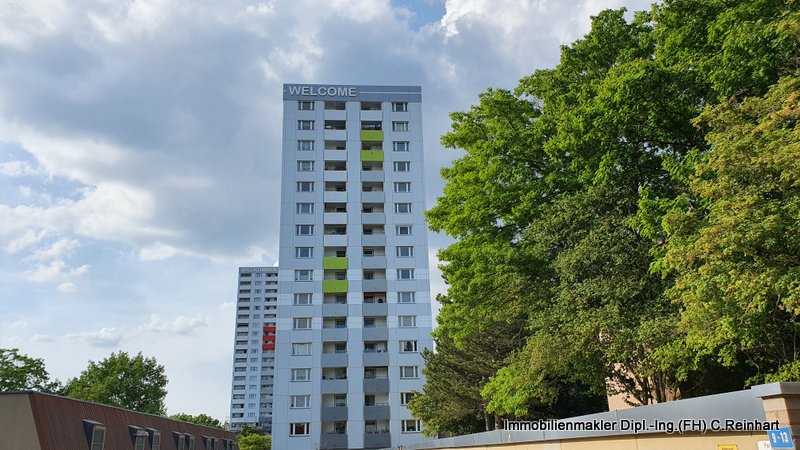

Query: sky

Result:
[0,0,653,422]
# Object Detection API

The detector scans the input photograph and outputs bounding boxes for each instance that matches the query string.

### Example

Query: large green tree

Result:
[660,76,800,382]
[0,348,61,393]
[64,351,168,415]
[421,0,800,431]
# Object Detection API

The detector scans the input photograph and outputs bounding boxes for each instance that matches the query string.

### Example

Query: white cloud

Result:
[139,241,179,261]
[24,259,89,283]
[31,334,54,342]
[143,314,209,336]
[0,160,42,177]
[64,327,123,347]
[57,282,77,293]
[27,237,80,261]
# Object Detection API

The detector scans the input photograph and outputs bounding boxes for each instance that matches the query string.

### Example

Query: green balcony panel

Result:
[360,130,384,141]
[323,280,348,293]
[324,257,348,270]
[361,150,384,162]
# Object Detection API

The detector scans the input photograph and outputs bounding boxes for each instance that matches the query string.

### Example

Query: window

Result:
[149,430,161,450]
[398,291,415,303]
[393,141,410,152]
[399,316,417,327]
[393,161,411,172]
[297,140,315,151]
[293,317,312,329]
[397,246,413,257]
[396,225,412,235]
[296,225,314,235]
[290,395,311,408]
[296,181,314,192]
[294,293,312,305]
[290,422,310,436]
[298,100,314,110]
[392,121,409,132]
[397,269,414,280]
[400,392,416,405]
[295,247,313,258]
[294,270,313,281]
[292,343,312,355]
[392,101,408,112]
[394,182,411,192]
[402,420,421,433]
[400,366,419,379]
[83,421,106,450]
[291,368,311,381]
[134,434,147,450]
[298,120,314,130]
[296,203,314,214]
[173,432,185,450]
[297,160,314,171]
[186,435,195,450]
[395,203,411,214]
[400,340,418,353]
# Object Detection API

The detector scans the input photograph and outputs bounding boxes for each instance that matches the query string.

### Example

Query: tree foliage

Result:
[64,351,168,415]
[420,0,800,436]
[237,434,271,450]
[0,348,61,393]
[661,76,800,382]
[170,413,224,429]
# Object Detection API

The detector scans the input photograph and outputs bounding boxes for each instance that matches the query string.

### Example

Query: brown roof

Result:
[6,391,236,450]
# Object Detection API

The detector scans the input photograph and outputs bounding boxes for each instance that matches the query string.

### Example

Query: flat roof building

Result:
[271,84,434,449]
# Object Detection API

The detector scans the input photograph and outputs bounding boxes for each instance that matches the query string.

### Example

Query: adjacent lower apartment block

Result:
[0,391,236,450]
[271,84,435,449]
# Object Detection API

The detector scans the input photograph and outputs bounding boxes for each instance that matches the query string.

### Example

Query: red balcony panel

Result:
[262,343,275,350]
[263,326,277,332]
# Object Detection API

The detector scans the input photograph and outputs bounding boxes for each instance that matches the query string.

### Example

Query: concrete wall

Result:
[0,393,41,450]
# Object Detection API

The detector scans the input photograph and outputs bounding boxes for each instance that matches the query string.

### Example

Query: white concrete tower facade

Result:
[272,84,433,449]
[229,266,279,434]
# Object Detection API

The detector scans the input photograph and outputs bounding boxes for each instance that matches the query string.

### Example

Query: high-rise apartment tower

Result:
[271,84,433,449]
[229,266,279,433]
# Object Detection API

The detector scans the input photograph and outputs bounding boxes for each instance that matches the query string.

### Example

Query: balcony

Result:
[363,404,390,420]
[321,303,349,317]
[364,433,391,449]
[362,279,388,292]
[323,280,348,293]
[362,256,387,270]
[321,379,349,394]
[360,130,384,141]
[321,328,348,341]
[362,351,390,366]
[362,327,389,341]
[323,257,348,270]
[320,406,349,421]
[324,191,348,203]
[319,433,348,449]
[361,150,384,162]
[324,170,348,182]
[362,303,388,316]
[366,216,389,229]
[324,234,348,246]
[321,353,349,367]
[323,212,347,224]
[361,191,384,203]
[360,170,384,183]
